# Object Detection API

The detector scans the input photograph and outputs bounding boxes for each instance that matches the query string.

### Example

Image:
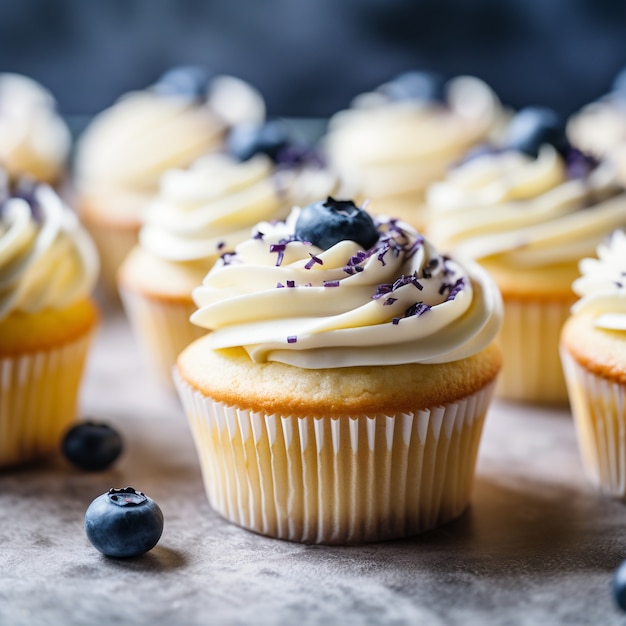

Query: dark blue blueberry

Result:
[613,560,626,611]
[227,119,292,162]
[295,197,379,251]
[503,106,569,158]
[84,487,164,558]
[612,66,626,100]
[153,65,214,100]
[381,70,446,103]
[62,421,123,472]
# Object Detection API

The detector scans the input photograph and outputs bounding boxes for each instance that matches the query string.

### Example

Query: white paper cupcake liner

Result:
[497,297,572,404]
[174,371,496,544]
[120,288,206,391]
[561,347,626,499]
[0,333,92,468]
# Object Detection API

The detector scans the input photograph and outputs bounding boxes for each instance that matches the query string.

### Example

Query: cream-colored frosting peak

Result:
[0,74,71,183]
[571,230,626,330]
[191,208,502,368]
[427,145,626,268]
[567,98,626,159]
[324,76,505,202]
[139,153,288,263]
[0,184,99,319]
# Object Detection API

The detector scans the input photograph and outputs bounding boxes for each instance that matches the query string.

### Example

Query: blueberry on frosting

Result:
[227,119,292,163]
[153,65,214,100]
[294,197,379,251]
[380,70,446,103]
[503,106,569,158]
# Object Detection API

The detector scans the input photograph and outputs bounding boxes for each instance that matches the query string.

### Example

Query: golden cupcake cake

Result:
[0,73,71,185]
[0,175,99,467]
[561,230,626,499]
[74,66,265,296]
[323,71,505,229]
[427,106,626,404]
[174,197,502,544]
[118,120,338,390]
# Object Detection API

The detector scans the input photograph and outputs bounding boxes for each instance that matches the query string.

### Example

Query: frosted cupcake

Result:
[0,73,71,185]
[0,175,99,467]
[323,71,504,229]
[427,106,626,404]
[174,197,502,544]
[74,66,265,295]
[118,120,337,390]
[561,230,626,499]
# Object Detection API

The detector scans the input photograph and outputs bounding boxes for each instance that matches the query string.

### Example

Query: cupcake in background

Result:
[567,66,626,161]
[74,65,265,296]
[118,119,338,391]
[322,70,505,229]
[561,230,626,499]
[426,106,626,404]
[0,73,71,185]
[175,198,502,544]
[0,173,99,468]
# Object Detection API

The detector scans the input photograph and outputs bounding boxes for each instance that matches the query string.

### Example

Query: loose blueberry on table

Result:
[294,197,380,251]
[503,106,569,158]
[613,560,626,611]
[61,421,123,471]
[84,487,164,558]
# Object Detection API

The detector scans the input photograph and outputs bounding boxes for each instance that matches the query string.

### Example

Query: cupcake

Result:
[0,73,71,185]
[74,66,265,295]
[0,175,99,467]
[426,106,626,404]
[561,230,626,499]
[174,197,502,544]
[118,120,338,390]
[323,71,505,229]
[567,66,626,161]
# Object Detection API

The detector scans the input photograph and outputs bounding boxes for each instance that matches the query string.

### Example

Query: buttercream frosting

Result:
[571,230,626,330]
[427,145,626,268]
[0,182,99,319]
[191,206,502,369]
[0,73,71,183]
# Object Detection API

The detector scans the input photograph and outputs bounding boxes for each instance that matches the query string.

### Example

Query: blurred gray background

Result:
[0,0,625,118]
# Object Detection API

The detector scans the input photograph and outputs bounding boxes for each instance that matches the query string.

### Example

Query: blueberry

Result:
[84,487,164,558]
[503,106,569,158]
[294,197,379,251]
[381,70,446,103]
[62,421,123,472]
[613,560,626,611]
[153,65,213,100]
[227,119,291,162]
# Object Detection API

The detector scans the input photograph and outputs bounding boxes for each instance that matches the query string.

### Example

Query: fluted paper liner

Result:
[561,347,626,499]
[174,371,496,544]
[120,288,205,391]
[497,298,572,404]
[0,333,92,468]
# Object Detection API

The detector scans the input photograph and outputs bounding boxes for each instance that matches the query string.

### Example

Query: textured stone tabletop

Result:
[2,305,626,626]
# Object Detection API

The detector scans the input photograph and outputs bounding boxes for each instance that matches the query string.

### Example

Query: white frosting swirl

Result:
[0,74,71,183]
[427,145,626,267]
[324,76,505,204]
[0,184,99,319]
[191,208,502,368]
[139,153,288,263]
[571,230,626,330]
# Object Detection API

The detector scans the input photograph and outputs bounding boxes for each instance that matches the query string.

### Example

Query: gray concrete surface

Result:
[1,307,625,626]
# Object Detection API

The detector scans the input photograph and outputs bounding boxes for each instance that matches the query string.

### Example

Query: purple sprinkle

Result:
[383,297,397,306]
[217,241,226,250]
[287,336,297,344]
[286,280,296,288]
[269,243,286,267]
[220,252,236,265]
[323,280,340,287]
[277,282,285,288]
[253,231,265,240]
[305,253,323,270]
[392,318,400,325]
